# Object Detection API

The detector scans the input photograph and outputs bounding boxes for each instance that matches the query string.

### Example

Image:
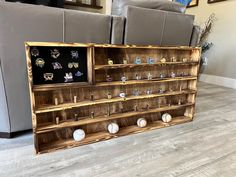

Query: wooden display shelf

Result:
[96,76,197,87]
[25,42,201,154]
[35,89,196,114]
[39,116,192,154]
[36,103,194,134]
[94,61,199,70]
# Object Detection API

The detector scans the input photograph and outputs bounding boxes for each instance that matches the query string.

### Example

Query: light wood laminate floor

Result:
[1,82,236,177]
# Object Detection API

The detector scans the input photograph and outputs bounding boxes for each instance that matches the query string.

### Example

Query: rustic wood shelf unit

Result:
[25,42,201,154]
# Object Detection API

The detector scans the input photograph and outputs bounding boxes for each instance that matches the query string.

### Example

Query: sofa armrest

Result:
[0,59,10,134]
[111,15,125,44]
[190,25,201,46]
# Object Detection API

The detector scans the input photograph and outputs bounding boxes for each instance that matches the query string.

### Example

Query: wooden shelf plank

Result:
[96,76,197,87]
[35,89,196,114]
[38,116,193,154]
[36,102,194,134]
[94,61,199,70]
[94,44,201,50]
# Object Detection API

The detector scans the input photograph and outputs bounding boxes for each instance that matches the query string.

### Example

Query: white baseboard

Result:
[199,74,236,89]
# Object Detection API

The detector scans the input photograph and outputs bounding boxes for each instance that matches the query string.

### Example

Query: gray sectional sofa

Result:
[0,0,200,138]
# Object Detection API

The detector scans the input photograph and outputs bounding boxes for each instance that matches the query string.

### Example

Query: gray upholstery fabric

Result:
[0,2,64,132]
[190,25,201,46]
[111,16,125,44]
[64,10,111,44]
[124,6,165,45]
[161,12,194,46]
[0,62,10,133]
[112,0,186,16]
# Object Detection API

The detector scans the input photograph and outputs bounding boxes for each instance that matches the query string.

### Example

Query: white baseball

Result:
[108,123,119,134]
[73,129,86,141]
[162,113,172,123]
[137,118,147,128]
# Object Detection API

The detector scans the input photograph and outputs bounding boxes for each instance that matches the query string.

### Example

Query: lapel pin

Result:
[44,73,53,81]
[51,49,60,59]
[64,72,73,82]
[71,51,79,59]
[52,62,62,69]
[31,48,39,57]
[35,58,45,68]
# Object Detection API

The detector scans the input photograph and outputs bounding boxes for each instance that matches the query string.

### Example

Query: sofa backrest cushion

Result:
[112,0,186,16]
[124,6,194,46]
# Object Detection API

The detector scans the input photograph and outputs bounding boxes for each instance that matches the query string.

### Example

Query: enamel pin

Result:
[31,48,39,57]
[52,62,62,69]
[35,58,45,68]
[44,73,54,81]
[64,72,73,82]
[75,71,83,77]
[68,62,79,69]
[51,49,60,59]
[71,51,79,59]
[160,58,166,63]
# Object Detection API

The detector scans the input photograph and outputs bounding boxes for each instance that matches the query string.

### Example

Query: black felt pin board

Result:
[30,46,88,85]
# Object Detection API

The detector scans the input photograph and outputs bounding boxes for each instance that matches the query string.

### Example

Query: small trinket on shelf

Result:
[170,72,176,78]
[134,57,142,64]
[147,89,152,95]
[55,117,60,125]
[162,113,172,123]
[54,98,58,105]
[108,58,113,65]
[160,57,166,63]
[168,100,171,107]
[91,112,95,119]
[133,89,140,96]
[121,76,127,83]
[160,73,166,79]
[146,104,150,110]
[171,57,177,62]
[107,93,112,99]
[90,94,94,101]
[106,75,113,82]
[178,99,182,105]
[119,92,126,98]
[108,123,119,134]
[147,57,154,64]
[135,73,141,80]
[74,114,78,121]
[137,118,147,128]
[123,59,128,64]
[147,73,153,80]
[158,88,164,94]
[182,58,188,62]
[73,96,77,103]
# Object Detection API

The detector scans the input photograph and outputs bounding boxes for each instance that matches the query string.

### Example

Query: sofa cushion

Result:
[64,10,111,44]
[112,0,186,16]
[161,12,194,46]
[124,6,166,45]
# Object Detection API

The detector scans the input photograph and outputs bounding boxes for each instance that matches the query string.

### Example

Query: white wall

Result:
[187,0,236,82]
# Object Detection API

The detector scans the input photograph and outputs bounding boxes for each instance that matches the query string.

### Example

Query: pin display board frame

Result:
[25,42,201,154]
